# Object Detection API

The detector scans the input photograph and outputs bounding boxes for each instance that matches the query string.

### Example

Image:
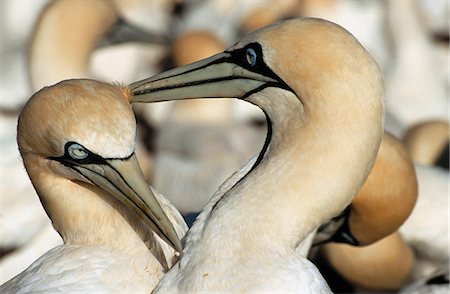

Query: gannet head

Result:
[17,79,182,253]
[171,30,225,66]
[131,18,383,122]
[131,18,384,170]
[315,132,418,246]
[323,232,414,290]
[347,133,418,245]
[403,120,450,167]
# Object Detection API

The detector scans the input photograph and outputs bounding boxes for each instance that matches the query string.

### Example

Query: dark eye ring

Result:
[67,143,88,160]
[245,47,257,66]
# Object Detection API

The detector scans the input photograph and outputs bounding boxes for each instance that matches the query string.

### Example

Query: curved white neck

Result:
[180,87,383,274]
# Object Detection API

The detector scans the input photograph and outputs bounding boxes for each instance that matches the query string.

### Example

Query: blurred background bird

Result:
[1,0,448,292]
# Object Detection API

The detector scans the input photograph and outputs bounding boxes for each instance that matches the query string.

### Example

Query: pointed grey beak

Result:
[58,153,183,254]
[130,44,292,103]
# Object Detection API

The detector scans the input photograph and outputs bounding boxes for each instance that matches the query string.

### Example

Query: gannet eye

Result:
[67,143,88,160]
[246,47,257,66]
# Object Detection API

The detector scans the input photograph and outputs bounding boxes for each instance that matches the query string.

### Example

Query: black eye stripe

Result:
[228,43,265,71]
[132,42,295,98]
[49,141,132,166]
[62,141,107,165]
[227,43,292,92]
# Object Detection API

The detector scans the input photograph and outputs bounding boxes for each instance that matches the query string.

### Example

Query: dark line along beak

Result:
[98,17,169,47]
[129,47,289,103]
[66,153,183,254]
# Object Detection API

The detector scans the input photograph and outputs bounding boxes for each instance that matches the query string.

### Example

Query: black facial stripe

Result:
[134,76,259,96]
[252,110,272,168]
[53,150,156,230]
[210,110,272,213]
[49,142,133,166]
[50,142,143,207]
[226,43,266,73]
[133,42,294,97]
[227,42,292,91]
[72,165,123,196]
[72,165,151,221]
[241,82,292,99]
[69,165,95,185]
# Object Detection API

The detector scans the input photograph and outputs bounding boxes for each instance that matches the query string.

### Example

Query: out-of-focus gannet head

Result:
[171,30,225,67]
[316,132,418,246]
[17,79,182,254]
[323,232,414,290]
[348,133,417,245]
[403,120,450,167]
[316,133,418,290]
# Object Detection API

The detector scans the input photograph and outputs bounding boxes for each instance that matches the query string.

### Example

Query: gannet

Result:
[29,0,117,91]
[323,232,414,291]
[131,18,384,292]
[29,0,167,91]
[240,0,298,33]
[319,133,417,290]
[0,79,186,292]
[171,30,226,67]
[174,0,274,45]
[315,132,418,246]
[11,1,162,281]
[403,120,449,168]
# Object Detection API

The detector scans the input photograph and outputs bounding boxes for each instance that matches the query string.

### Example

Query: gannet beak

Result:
[56,152,182,254]
[130,44,292,102]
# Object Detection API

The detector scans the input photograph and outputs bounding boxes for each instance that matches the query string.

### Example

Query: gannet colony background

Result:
[0,0,448,293]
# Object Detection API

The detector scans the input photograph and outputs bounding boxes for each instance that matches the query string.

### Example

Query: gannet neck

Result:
[22,152,153,255]
[165,78,383,290]
[207,86,382,247]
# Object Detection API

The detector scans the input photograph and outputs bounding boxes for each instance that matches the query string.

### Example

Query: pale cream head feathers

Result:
[18,79,135,160]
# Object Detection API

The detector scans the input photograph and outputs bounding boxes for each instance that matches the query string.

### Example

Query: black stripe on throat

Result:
[209,111,272,213]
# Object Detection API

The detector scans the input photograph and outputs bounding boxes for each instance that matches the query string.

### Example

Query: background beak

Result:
[73,153,183,254]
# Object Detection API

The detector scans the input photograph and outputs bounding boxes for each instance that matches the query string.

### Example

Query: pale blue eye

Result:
[246,48,257,66]
[68,143,88,160]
